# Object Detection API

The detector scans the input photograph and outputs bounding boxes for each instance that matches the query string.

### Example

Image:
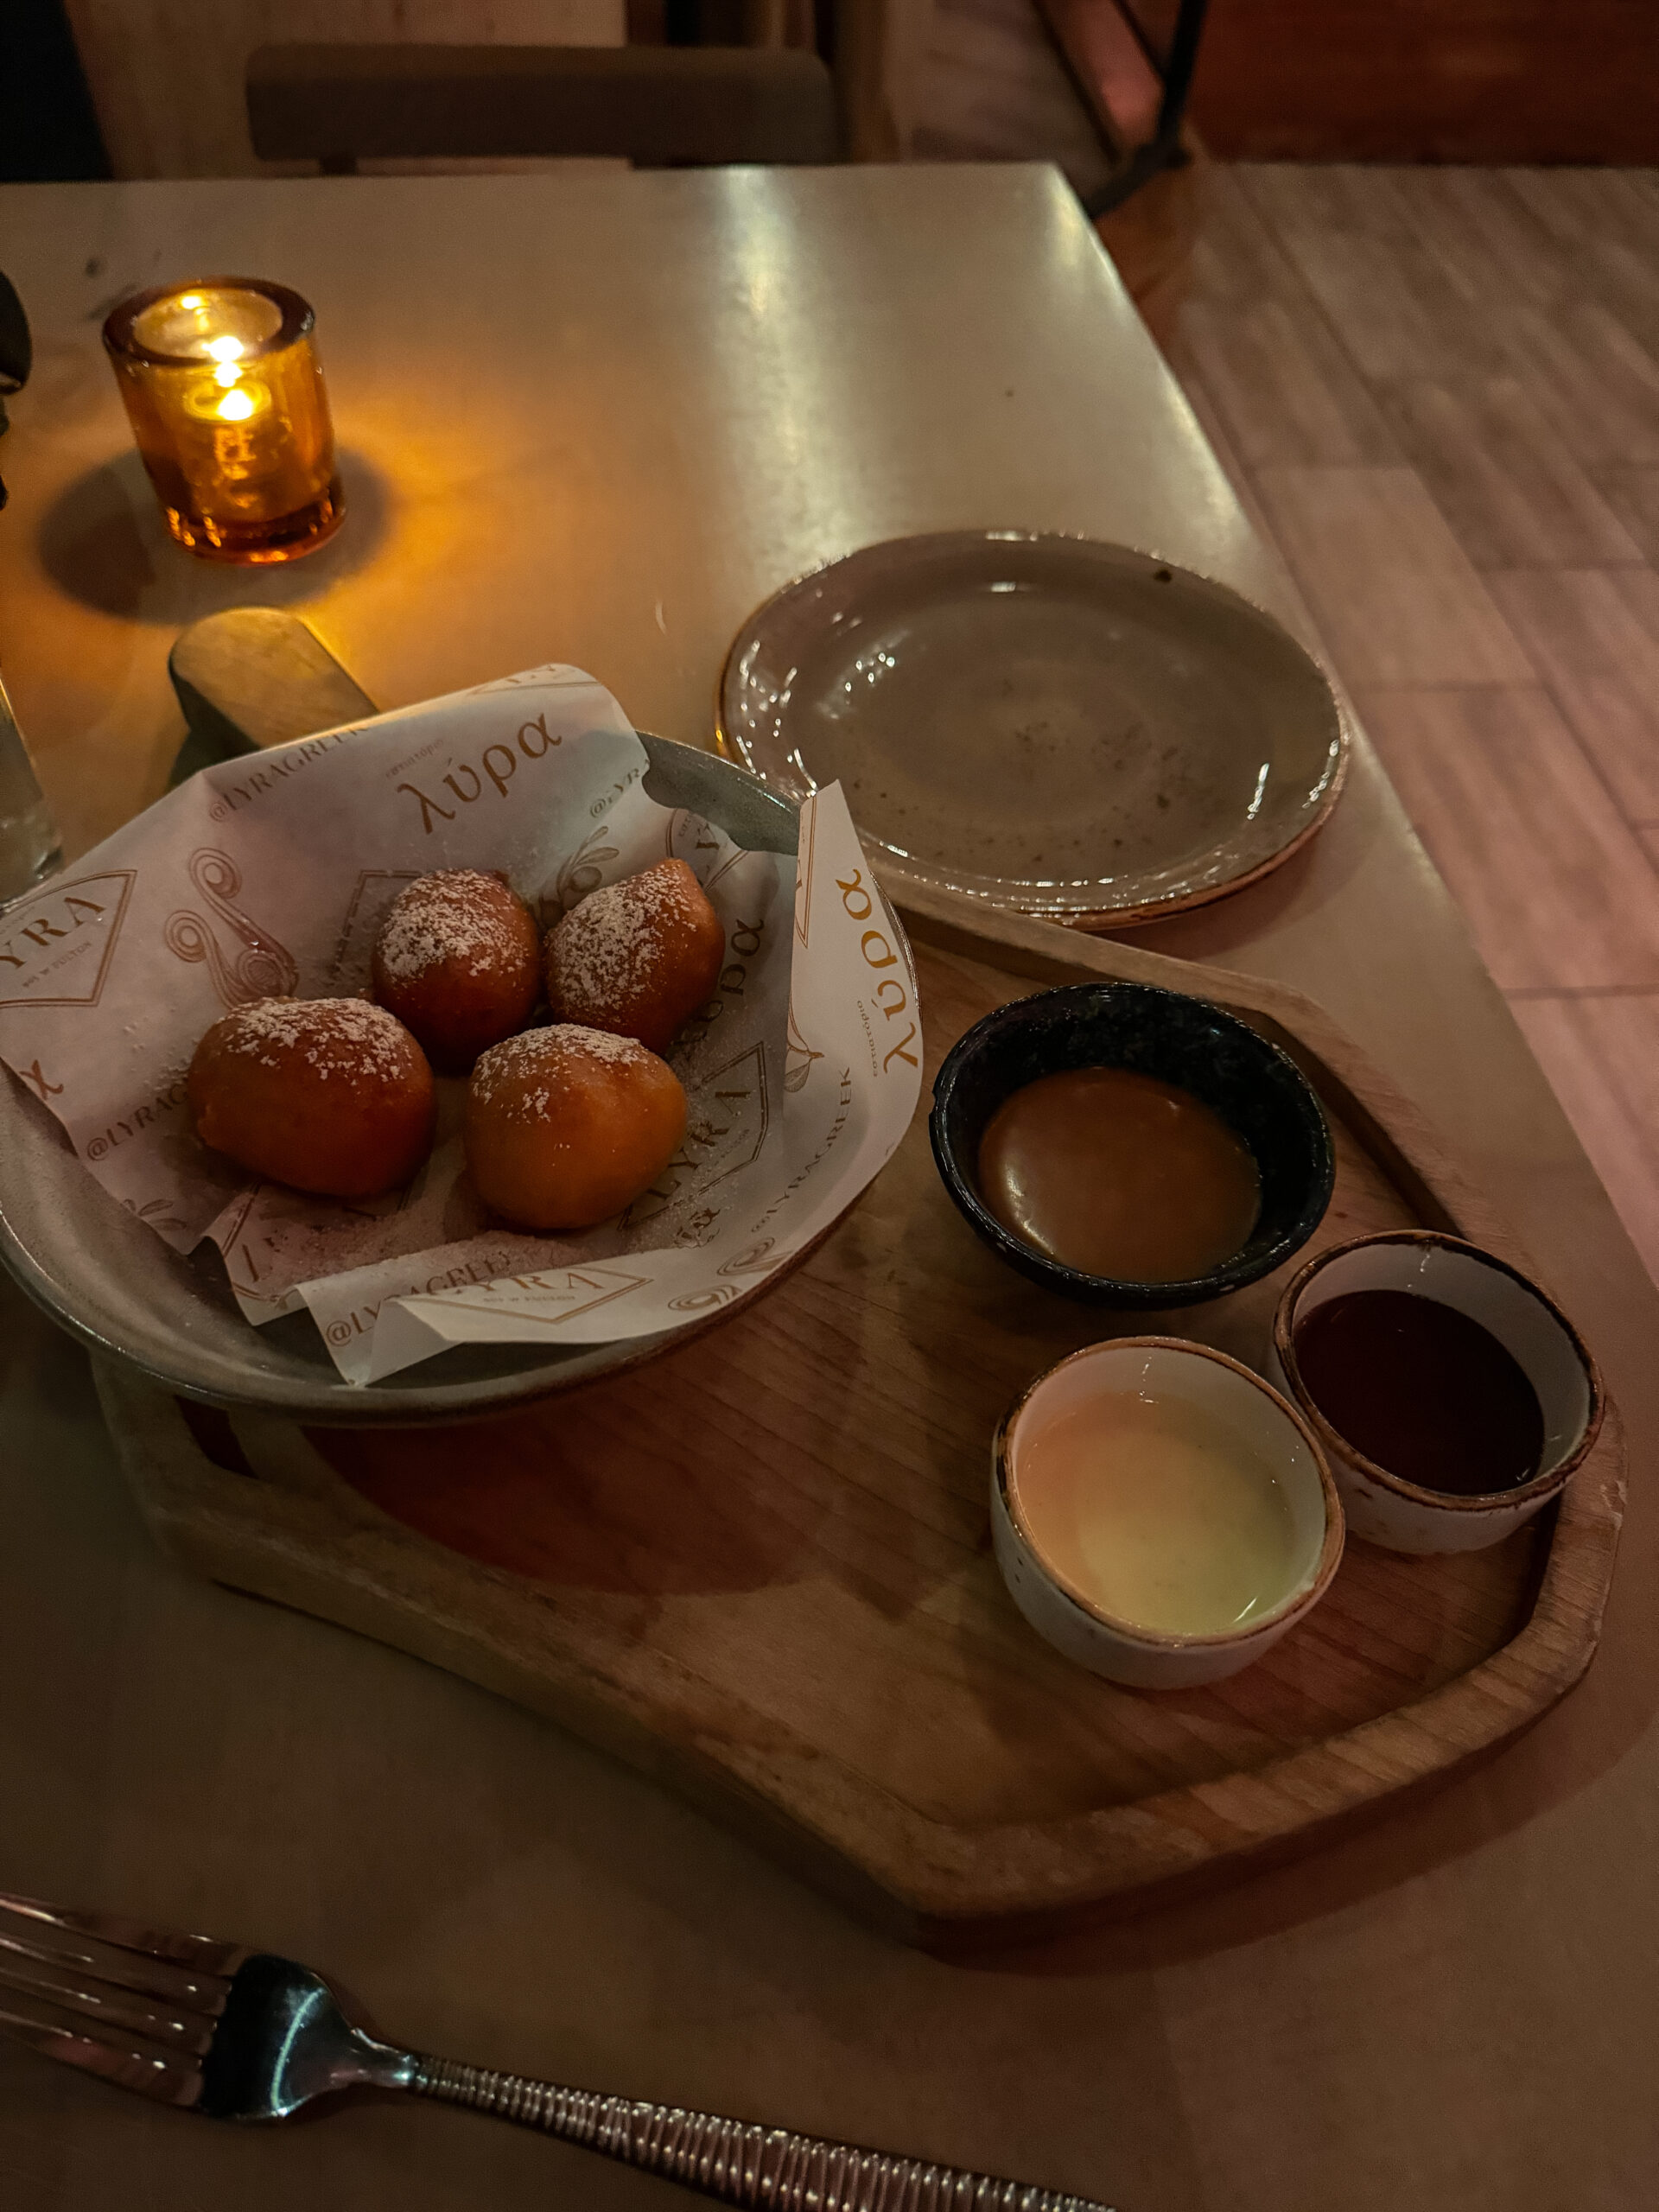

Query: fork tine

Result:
[0,1994,202,2108]
[0,1957,217,2056]
[0,1924,232,2012]
[0,1892,246,1976]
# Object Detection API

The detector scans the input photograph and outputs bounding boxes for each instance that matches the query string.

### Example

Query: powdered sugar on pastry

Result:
[543,858,727,1053]
[377,870,524,985]
[550,872,678,1008]
[213,997,416,1083]
[470,1023,654,1116]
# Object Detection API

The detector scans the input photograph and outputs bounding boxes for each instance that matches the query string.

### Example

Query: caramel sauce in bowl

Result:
[992,1338,1344,1688]
[978,1065,1262,1284]
[931,981,1333,1308]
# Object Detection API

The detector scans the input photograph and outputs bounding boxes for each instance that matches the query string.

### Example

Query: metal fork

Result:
[0,1893,1111,2209]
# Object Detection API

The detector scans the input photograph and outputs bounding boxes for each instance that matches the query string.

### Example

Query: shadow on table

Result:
[37,446,391,621]
[1126,830,1323,963]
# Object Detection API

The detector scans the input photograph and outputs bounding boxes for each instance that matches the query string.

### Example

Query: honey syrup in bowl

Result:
[993,1338,1343,1688]
[930,980,1334,1308]
[1014,1388,1296,1634]
[978,1065,1261,1284]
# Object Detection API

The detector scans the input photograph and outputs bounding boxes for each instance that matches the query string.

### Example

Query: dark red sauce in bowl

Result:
[1292,1288,1544,1497]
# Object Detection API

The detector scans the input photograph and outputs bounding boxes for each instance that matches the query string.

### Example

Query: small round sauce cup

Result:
[991,1338,1344,1689]
[1269,1230,1604,1555]
[930,981,1334,1310]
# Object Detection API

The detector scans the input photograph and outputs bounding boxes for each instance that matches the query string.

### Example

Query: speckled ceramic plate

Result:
[720,532,1349,929]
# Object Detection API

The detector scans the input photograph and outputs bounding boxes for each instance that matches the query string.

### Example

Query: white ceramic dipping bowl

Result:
[991,1338,1344,1689]
[1269,1231,1604,1555]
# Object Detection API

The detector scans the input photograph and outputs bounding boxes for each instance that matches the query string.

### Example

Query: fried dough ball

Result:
[464,1024,686,1231]
[543,857,724,1055]
[187,998,435,1198]
[372,868,541,1072]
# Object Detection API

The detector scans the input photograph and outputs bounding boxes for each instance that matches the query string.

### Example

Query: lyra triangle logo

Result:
[0,870,136,1009]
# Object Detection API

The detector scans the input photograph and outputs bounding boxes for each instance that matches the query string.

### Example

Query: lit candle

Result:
[103,279,343,563]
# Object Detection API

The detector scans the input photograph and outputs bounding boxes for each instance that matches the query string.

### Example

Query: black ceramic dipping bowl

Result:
[930,982,1335,1309]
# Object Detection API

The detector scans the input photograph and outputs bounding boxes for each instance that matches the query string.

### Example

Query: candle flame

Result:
[216,388,256,422]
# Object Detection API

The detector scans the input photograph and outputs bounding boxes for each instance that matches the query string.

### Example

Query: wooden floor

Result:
[912,0,1116,193]
[913,3,1659,1287]
[1167,163,1659,1292]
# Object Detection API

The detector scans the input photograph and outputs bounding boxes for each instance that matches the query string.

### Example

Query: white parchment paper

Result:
[0,668,922,1383]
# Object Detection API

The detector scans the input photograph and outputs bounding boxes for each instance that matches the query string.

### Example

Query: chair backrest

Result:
[246,43,842,171]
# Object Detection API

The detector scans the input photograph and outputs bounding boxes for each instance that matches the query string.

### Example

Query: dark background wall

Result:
[1,0,109,181]
[1190,0,1659,163]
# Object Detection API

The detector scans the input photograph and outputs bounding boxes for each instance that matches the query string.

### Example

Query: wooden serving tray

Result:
[100,891,1625,1946]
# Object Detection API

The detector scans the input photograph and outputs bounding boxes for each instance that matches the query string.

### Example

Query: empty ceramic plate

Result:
[720,532,1350,929]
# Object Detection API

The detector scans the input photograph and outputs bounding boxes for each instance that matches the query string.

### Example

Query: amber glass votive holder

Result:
[102,278,344,563]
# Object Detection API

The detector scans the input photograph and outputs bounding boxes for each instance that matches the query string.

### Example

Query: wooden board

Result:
[99,889,1626,1947]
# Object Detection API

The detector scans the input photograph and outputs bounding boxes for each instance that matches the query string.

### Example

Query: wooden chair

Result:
[245,42,842,172]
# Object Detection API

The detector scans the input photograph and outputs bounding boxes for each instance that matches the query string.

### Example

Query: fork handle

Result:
[410,2056,1112,2210]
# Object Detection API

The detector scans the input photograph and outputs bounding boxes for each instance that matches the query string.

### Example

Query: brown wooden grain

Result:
[1249,465,1533,687]
[1510,993,1659,1290]
[1487,567,1659,825]
[1189,0,1659,166]
[1351,683,1659,993]
[104,896,1625,1942]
